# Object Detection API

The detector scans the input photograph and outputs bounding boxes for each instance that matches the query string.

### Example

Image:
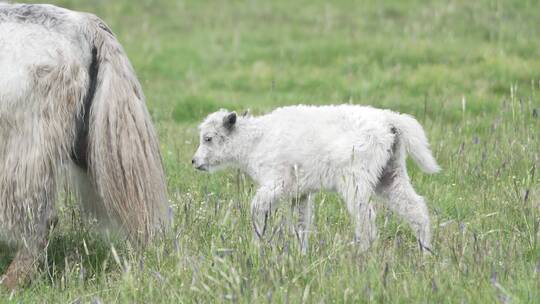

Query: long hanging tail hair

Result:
[75,15,170,244]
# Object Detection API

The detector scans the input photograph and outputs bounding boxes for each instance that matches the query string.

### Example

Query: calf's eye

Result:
[204,136,212,143]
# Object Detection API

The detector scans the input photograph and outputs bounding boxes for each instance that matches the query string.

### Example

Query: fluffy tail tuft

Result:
[84,15,170,244]
[391,113,441,174]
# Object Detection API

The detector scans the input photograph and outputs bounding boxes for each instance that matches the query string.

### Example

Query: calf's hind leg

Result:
[376,164,432,252]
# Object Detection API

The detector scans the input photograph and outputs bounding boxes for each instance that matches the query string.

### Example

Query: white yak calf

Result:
[192,105,440,253]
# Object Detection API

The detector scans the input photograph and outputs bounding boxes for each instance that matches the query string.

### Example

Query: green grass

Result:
[2,0,540,302]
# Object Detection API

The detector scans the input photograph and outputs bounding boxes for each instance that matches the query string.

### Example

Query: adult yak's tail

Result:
[75,15,170,244]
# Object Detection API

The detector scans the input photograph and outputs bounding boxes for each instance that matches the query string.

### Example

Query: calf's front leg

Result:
[339,180,377,252]
[250,183,285,243]
[292,194,314,254]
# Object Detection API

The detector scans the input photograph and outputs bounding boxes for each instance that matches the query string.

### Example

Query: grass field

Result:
[2,0,540,302]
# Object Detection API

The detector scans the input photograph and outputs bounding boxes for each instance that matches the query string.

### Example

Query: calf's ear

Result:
[223,112,237,130]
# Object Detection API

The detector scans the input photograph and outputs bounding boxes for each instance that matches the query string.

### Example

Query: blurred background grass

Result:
[2,0,540,302]
[50,0,540,122]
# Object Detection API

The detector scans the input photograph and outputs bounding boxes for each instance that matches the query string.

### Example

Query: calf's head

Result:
[192,110,237,172]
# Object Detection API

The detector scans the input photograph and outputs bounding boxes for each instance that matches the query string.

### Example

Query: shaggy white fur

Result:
[193,105,440,253]
[0,3,169,289]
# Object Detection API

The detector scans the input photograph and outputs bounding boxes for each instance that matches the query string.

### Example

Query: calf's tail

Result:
[390,113,441,174]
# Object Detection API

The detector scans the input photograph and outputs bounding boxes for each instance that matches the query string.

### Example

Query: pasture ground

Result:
[2,0,540,302]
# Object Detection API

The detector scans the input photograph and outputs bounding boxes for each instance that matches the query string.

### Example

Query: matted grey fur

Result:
[0,3,170,289]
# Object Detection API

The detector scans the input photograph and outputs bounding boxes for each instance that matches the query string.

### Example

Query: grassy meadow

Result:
[2,0,540,302]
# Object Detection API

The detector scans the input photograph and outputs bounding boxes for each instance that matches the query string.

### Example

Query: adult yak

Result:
[0,3,170,289]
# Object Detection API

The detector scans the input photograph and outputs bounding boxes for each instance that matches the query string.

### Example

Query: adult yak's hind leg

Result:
[0,132,61,290]
[0,48,86,291]
[1,218,56,290]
